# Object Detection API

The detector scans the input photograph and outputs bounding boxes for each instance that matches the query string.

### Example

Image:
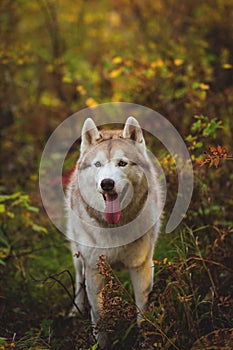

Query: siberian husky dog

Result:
[66,117,162,348]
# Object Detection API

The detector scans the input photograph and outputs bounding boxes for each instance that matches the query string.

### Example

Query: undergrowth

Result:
[1,208,232,349]
[1,1,233,349]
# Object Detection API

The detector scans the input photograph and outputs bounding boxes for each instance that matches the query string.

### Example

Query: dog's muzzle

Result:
[100,179,129,225]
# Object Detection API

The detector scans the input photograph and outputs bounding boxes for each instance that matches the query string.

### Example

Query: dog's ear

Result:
[81,118,101,153]
[123,116,145,144]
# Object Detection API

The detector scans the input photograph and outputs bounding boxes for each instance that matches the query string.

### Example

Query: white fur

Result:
[66,117,162,348]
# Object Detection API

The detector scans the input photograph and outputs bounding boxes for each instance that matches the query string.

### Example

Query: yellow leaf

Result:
[174,58,184,66]
[85,98,98,107]
[109,67,123,78]
[199,83,210,90]
[30,174,38,181]
[7,212,15,219]
[150,58,163,68]
[0,204,5,213]
[112,56,122,64]
[222,63,232,69]
[76,85,87,95]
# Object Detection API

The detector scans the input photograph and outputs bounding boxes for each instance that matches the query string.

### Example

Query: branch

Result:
[31,269,84,316]
[199,145,233,168]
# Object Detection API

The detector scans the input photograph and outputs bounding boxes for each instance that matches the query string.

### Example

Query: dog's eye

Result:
[118,160,127,167]
[94,161,101,167]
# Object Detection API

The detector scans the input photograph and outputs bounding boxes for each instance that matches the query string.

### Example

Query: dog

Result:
[66,116,162,348]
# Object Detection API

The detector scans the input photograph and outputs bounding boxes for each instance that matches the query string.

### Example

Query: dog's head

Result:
[77,117,150,225]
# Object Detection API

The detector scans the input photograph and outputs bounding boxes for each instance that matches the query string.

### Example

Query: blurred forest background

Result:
[0,1,233,349]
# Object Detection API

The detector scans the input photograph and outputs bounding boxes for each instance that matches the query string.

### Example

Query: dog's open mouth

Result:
[102,192,121,225]
[102,184,129,225]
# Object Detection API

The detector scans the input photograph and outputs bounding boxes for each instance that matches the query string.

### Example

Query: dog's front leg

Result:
[69,246,85,316]
[129,258,154,323]
[85,266,109,349]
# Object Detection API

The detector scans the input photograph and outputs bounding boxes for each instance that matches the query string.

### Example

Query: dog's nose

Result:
[101,178,115,192]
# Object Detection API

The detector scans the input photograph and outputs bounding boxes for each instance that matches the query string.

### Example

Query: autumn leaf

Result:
[199,145,232,168]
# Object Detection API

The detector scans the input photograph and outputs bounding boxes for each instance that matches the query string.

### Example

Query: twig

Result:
[31,269,83,316]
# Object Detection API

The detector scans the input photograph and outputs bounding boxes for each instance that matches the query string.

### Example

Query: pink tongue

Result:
[104,194,121,224]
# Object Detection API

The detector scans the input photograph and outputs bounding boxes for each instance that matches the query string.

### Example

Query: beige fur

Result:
[66,117,162,348]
